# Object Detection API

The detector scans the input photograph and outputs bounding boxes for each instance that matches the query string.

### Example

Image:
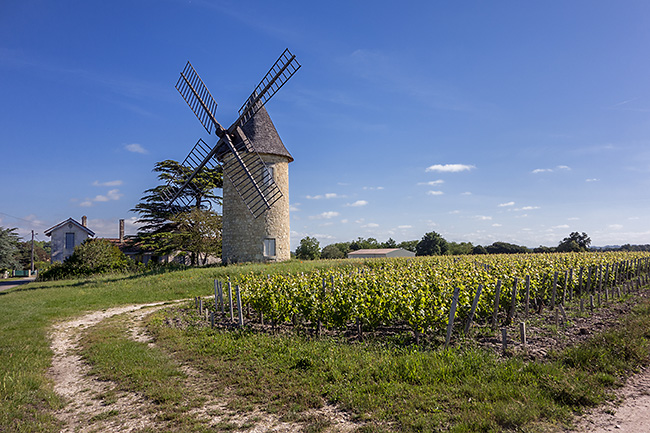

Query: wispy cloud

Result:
[418,180,445,186]
[585,178,599,182]
[426,163,475,173]
[515,206,540,211]
[427,190,444,196]
[306,193,343,200]
[475,215,492,221]
[362,222,380,228]
[363,186,384,191]
[398,225,412,229]
[79,189,123,207]
[532,165,571,174]
[347,200,368,207]
[309,211,340,220]
[498,201,515,207]
[93,180,123,187]
[125,143,148,154]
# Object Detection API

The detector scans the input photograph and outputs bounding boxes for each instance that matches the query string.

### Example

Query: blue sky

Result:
[1,1,649,248]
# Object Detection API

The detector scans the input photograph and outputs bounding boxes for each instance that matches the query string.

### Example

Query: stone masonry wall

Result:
[221,154,290,263]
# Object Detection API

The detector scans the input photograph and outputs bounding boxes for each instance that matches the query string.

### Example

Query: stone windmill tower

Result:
[218,107,293,262]
[161,50,300,263]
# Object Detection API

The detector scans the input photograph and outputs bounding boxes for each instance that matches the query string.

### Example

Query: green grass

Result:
[1,260,650,432]
[0,260,349,432]
[147,302,650,432]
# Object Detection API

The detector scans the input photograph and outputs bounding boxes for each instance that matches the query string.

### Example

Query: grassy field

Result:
[2,259,650,432]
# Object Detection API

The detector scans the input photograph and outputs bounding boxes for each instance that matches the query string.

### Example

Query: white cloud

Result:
[586,178,599,182]
[306,193,342,200]
[608,224,623,230]
[398,225,412,229]
[340,219,349,224]
[498,201,515,207]
[553,224,570,229]
[80,189,123,207]
[515,206,540,211]
[532,165,571,174]
[309,211,340,220]
[347,200,368,207]
[418,180,444,186]
[427,190,444,196]
[461,191,472,195]
[289,204,300,212]
[476,215,492,221]
[93,180,123,187]
[363,186,384,190]
[125,143,148,154]
[362,223,380,228]
[492,223,502,227]
[426,163,475,173]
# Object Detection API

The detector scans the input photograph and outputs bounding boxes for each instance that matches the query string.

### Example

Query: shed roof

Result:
[44,218,95,237]
[348,248,405,255]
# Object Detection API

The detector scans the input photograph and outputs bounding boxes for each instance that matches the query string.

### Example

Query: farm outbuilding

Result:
[347,248,415,259]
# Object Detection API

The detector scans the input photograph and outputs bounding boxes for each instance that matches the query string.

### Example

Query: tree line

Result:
[295,231,623,260]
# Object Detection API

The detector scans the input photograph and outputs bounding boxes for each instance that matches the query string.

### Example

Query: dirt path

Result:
[48,302,358,433]
[49,303,169,432]
[568,366,650,433]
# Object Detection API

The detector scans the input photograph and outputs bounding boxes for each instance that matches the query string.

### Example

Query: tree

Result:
[485,242,530,254]
[320,244,345,259]
[381,238,397,248]
[349,237,380,251]
[557,232,591,252]
[448,241,474,255]
[16,241,48,269]
[398,240,418,252]
[295,236,320,260]
[416,231,448,256]
[472,245,487,255]
[172,208,222,266]
[0,227,21,271]
[131,160,223,259]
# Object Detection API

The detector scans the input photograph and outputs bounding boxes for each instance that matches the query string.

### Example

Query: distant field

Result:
[1,253,650,432]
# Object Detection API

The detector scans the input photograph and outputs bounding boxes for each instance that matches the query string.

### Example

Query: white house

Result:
[347,248,415,259]
[44,216,95,263]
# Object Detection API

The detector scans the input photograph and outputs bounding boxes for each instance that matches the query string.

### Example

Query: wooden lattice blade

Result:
[176,62,221,135]
[231,49,300,131]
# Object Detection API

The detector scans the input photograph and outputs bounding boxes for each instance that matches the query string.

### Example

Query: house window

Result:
[262,164,274,186]
[263,238,276,257]
[65,232,75,250]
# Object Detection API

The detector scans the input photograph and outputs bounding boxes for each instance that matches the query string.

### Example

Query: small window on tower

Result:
[262,164,275,186]
[263,238,276,257]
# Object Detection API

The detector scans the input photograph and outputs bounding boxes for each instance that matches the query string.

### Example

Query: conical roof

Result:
[217,106,293,162]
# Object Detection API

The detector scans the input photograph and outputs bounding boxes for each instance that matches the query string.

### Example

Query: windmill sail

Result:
[163,50,299,218]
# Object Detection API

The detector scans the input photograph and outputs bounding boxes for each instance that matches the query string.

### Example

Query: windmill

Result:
[162,49,300,263]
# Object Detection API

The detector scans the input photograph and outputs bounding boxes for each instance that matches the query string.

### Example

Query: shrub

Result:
[38,239,139,280]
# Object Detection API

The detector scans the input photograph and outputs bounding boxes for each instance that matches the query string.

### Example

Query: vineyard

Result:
[203,252,650,344]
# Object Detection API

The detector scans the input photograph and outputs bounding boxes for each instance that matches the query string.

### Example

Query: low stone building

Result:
[44,216,95,263]
[347,248,415,259]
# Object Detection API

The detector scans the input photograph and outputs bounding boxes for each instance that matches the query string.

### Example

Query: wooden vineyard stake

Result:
[524,276,531,317]
[562,271,568,305]
[235,285,244,327]
[506,278,518,326]
[520,322,527,350]
[558,305,567,327]
[501,328,508,354]
[199,298,203,315]
[491,280,502,329]
[445,287,460,349]
[210,311,215,328]
[551,271,558,310]
[464,284,483,334]
[228,281,234,322]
